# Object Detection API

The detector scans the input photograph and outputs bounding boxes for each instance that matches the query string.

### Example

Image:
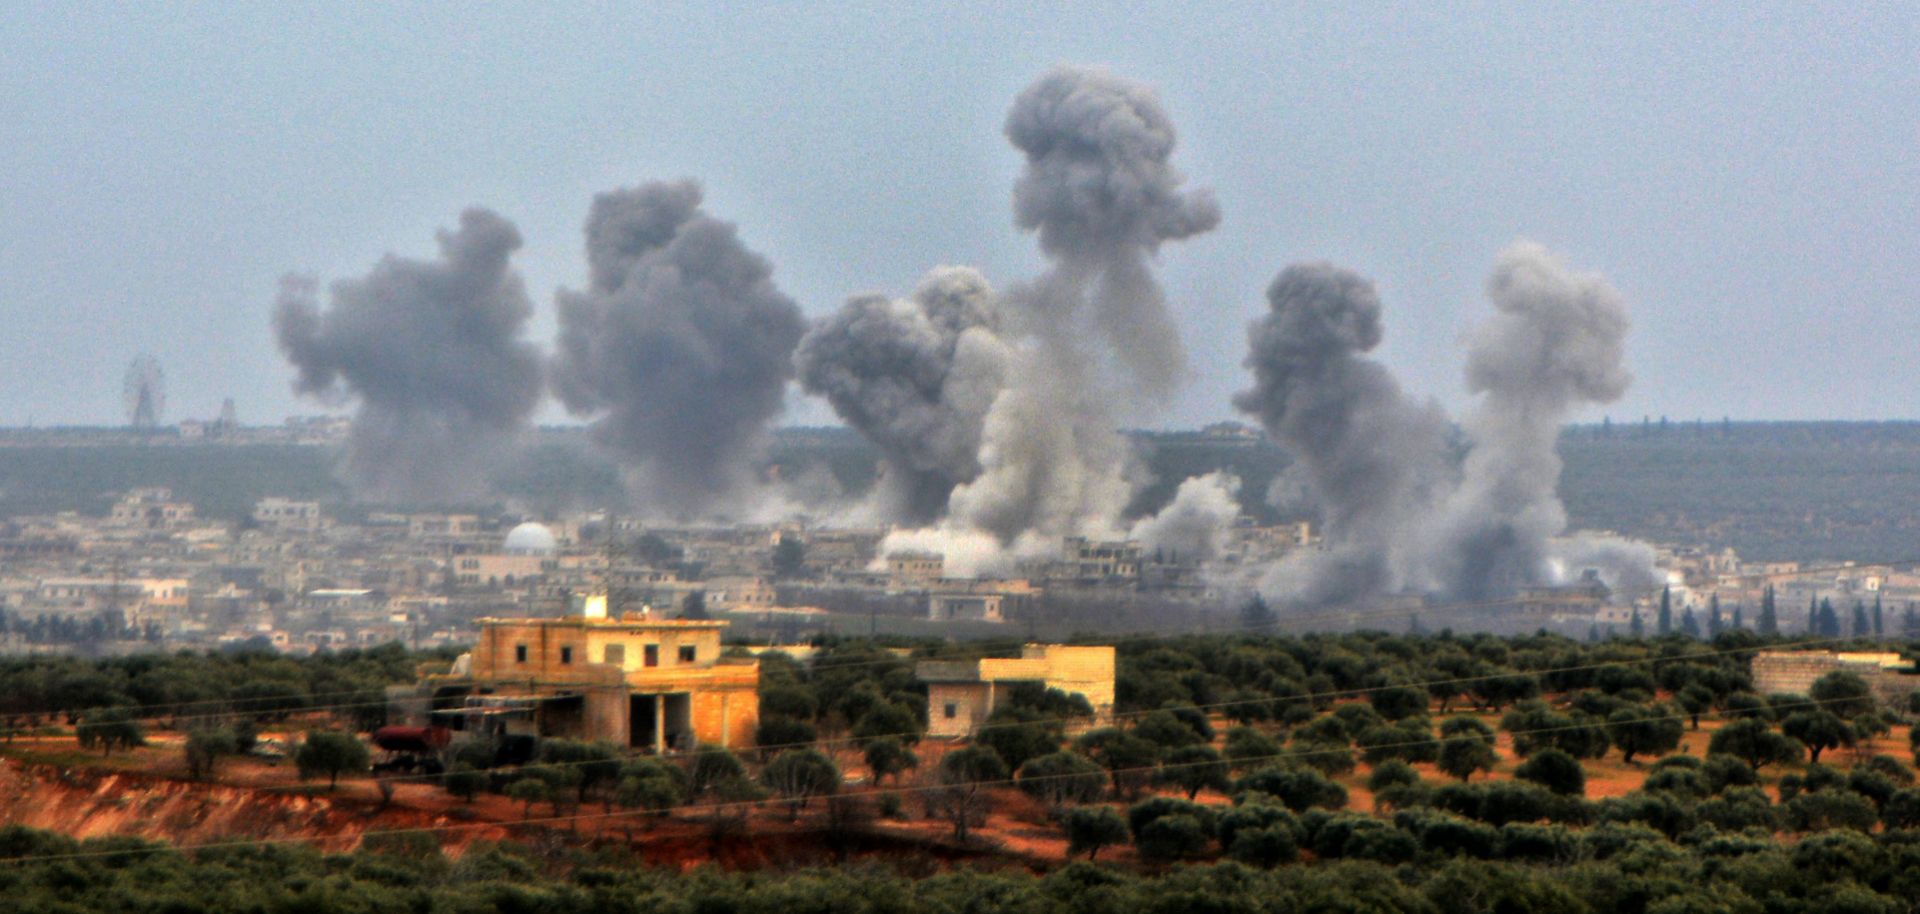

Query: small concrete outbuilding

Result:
[916,644,1115,738]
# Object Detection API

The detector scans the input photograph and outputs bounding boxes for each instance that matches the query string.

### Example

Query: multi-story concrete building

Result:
[252,498,325,531]
[410,600,760,752]
[928,591,1004,623]
[108,488,195,530]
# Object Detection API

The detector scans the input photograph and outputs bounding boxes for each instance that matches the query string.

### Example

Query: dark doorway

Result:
[630,694,658,751]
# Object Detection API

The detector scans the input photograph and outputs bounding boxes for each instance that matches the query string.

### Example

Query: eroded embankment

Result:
[0,758,510,854]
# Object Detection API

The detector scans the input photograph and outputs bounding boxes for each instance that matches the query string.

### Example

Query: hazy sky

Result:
[2,2,1915,429]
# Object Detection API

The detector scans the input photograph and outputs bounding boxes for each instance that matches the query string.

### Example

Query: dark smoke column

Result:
[1233,262,1453,605]
[794,267,1009,524]
[1423,241,1632,600]
[1005,64,1221,399]
[273,208,543,503]
[551,179,806,515]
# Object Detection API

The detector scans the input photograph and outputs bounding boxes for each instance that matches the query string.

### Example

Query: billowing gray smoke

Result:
[551,179,806,515]
[1235,244,1644,607]
[273,208,542,503]
[934,66,1216,546]
[795,267,1010,524]
[1128,471,1241,564]
[1005,64,1221,399]
[863,65,1223,566]
[1232,263,1454,604]
[1422,242,1633,599]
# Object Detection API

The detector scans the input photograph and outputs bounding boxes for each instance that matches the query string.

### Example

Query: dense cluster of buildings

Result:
[0,484,1317,657]
[6,478,1920,658]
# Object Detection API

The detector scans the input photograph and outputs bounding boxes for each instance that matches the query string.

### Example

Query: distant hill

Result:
[5,421,1920,564]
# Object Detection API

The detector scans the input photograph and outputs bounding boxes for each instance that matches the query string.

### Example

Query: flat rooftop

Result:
[475,615,729,631]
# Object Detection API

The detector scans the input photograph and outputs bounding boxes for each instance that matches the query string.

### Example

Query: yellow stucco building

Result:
[916,644,1115,738]
[415,602,759,752]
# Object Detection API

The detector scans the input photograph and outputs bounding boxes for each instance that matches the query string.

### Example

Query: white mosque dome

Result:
[503,522,558,555]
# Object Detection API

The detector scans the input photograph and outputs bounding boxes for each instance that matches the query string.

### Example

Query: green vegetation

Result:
[4,628,1920,910]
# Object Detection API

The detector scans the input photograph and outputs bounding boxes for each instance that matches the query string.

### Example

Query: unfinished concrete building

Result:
[396,599,759,752]
[916,644,1115,738]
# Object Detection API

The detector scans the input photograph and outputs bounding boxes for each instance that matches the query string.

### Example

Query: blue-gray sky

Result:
[2,2,1915,428]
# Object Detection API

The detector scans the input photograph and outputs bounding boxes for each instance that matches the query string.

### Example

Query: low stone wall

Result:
[1751,651,1920,707]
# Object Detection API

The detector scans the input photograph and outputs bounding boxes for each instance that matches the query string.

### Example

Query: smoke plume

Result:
[1421,241,1633,599]
[1128,471,1241,564]
[1005,64,1221,399]
[551,179,807,515]
[795,267,1010,524]
[861,65,1223,567]
[1232,262,1454,603]
[273,208,542,503]
[941,352,1138,549]
[1234,244,1648,607]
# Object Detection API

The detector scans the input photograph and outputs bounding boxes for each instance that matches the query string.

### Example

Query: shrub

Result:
[1357,721,1438,765]
[687,745,748,796]
[76,707,144,756]
[1438,733,1498,781]
[1153,745,1231,800]
[1702,753,1761,792]
[1312,814,1416,863]
[851,701,922,747]
[1225,822,1298,867]
[862,737,918,786]
[1605,704,1685,763]
[294,730,368,790]
[1367,759,1421,792]
[443,763,486,803]
[1695,786,1778,832]
[1061,806,1129,861]
[1846,769,1898,809]
[1135,814,1211,861]
[1514,748,1585,797]
[1016,751,1107,808]
[1394,809,1497,859]
[1861,754,1914,785]
[753,716,817,755]
[1808,671,1876,719]
[1126,796,1217,839]
[1783,790,1878,832]
[1223,726,1282,772]
[1128,797,1216,861]
[1882,788,1920,830]
[1132,709,1206,751]
[1641,766,1710,800]
[1781,710,1856,764]
[1234,765,1347,812]
[1497,823,1579,862]
[1369,684,1430,721]
[184,728,238,781]
[505,777,549,818]
[976,706,1061,772]
[1597,791,1696,837]
[1217,798,1300,858]
[760,749,840,820]
[1477,781,1573,827]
